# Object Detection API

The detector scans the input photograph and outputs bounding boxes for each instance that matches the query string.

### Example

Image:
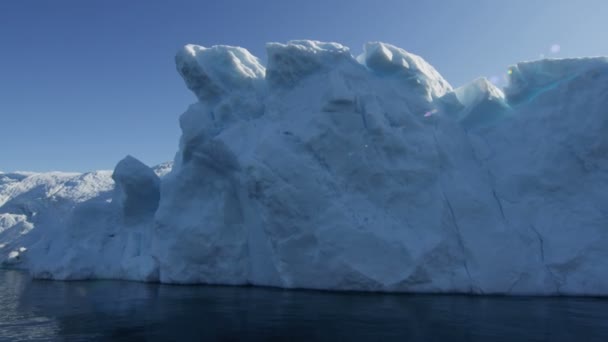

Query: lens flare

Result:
[424,109,438,117]
[550,44,561,54]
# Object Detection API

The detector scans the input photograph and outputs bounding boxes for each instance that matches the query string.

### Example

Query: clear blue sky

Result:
[1,0,607,172]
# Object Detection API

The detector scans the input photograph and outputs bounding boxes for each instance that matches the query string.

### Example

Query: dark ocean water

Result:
[1,269,607,341]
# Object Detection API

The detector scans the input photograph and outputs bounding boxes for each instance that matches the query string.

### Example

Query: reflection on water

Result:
[1,269,608,341]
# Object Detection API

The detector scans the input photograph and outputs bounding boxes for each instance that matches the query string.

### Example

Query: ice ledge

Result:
[505,57,608,104]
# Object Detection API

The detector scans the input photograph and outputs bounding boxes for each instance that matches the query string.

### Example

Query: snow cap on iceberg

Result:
[176,44,266,102]
[452,77,509,128]
[265,40,356,88]
[455,77,505,105]
[359,42,452,99]
[112,155,160,222]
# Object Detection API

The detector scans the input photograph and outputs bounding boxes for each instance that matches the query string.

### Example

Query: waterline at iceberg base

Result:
[1,41,607,296]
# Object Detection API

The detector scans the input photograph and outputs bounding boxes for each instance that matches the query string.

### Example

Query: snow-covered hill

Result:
[0,163,170,268]
[2,41,607,295]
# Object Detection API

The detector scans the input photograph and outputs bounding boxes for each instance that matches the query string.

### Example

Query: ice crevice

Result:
[529,224,562,293]
[464,130,513,223]
[355,96,370,131]
[490,189,507,222]
[431,127,479,294]
[507,273,525,294]
[440,187,478,294]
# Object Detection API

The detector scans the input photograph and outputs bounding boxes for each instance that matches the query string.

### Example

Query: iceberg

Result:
[2,41,607,296]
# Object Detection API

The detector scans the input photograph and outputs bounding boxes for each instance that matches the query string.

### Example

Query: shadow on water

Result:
[1,269,608,341]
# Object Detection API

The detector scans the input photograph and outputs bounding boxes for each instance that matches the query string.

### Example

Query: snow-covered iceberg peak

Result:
[451,77,509,128]
[359,42,453,99]
[176,44,266,102]
[455,77,505,105]
[175,45,267,164]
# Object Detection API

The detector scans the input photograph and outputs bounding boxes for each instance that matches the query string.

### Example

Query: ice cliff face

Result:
[2,41,607,295]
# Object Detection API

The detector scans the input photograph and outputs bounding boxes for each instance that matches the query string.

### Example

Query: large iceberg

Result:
[2,41,607,296]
